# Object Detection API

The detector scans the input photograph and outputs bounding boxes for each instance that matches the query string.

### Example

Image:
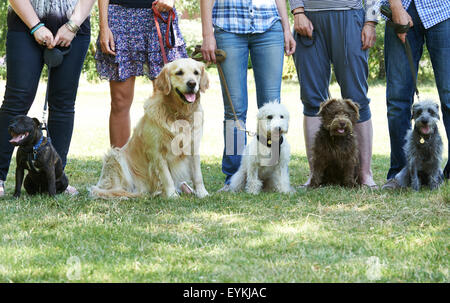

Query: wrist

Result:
[364,21,377,27]
[30,22,45,35]
[292,7,305,14]
[65,20,80,34]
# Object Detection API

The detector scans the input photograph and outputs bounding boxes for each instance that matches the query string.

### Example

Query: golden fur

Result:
[91,58,210,198]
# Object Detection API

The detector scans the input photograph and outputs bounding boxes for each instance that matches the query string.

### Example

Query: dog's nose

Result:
[422,119,429,125]
[187,80,196,90]
[339,122,346,128]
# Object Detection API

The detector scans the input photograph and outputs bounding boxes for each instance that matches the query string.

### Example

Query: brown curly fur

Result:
[310,98,361,188]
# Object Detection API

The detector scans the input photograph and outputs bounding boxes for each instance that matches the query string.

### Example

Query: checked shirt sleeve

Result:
[364,0,380,23]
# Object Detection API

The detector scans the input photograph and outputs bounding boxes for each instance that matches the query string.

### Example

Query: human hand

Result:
[52,24,76,48]
[154,0,174,12]
[201,33,217,63]
[293,13,314,39]
[99,26,116,56]
[284,30,296,56]
[391,4,413,43]
[361,22,377,50]
[33,26,54,49]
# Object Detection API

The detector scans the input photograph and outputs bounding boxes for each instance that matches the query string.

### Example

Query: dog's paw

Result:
[166,190,179,199]
[195,187,209,198]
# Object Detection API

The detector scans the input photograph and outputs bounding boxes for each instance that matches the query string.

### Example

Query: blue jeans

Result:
[385,2,450,179]
[214,21,285,184]
[0,31,90,181]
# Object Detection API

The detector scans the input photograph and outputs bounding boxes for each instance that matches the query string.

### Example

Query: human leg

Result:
[109,77,136,148]
[214,27,250,184]
[425,18,450,178]
[0,31,43,184]
[250,21,285,108]
[384,3,425,179]
[292,12,333,185]
[331,9,375,186]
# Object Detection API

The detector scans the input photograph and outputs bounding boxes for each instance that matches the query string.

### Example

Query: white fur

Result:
[229,102,292,194]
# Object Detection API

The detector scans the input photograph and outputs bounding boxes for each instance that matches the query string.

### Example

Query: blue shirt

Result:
[377,0,450,29]
[212,0,281,34]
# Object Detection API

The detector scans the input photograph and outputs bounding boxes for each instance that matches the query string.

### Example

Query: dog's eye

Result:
[267,115,273,120]
[175,70,184,76]
[427,109,435,116]
[416,109,422,116]
[280,115,284,119]
[194,70,200,75]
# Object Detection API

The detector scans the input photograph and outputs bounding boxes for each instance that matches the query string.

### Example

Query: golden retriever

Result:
[90,58,210,198]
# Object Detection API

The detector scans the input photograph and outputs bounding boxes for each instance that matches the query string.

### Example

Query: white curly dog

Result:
[229,102,291,194]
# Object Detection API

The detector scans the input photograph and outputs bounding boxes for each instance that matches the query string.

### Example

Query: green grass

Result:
[0,68,448,282]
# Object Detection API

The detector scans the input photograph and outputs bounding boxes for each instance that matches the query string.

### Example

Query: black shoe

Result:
[444,162,450,179]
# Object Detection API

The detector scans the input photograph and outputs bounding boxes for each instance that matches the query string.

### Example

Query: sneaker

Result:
[381,178,401,190]
[217,184,231,192]
[0,180,4,197]
[64,184,79,196]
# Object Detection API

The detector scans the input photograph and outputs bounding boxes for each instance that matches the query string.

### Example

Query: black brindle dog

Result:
[8,115,68,197]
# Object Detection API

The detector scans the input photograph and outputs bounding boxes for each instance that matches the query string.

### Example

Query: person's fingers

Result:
[397,32,407,44]
[110,33,116,53]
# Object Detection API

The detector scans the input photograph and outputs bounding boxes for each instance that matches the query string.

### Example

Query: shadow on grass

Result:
[0,154,448,282]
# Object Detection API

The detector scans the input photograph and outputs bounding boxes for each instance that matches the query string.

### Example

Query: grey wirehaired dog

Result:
[384,100,444,191]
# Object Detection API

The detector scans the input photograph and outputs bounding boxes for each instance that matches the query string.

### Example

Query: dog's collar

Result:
[33,136,45,151]
[257,134,284,148]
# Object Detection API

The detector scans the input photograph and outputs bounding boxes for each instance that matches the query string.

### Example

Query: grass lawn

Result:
[0,17,448,281]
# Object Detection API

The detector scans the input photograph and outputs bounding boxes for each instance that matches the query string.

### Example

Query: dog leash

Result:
[42,45,72,138]
[191,45,256,137]
[153,1,175,64]
[381,5,420,102]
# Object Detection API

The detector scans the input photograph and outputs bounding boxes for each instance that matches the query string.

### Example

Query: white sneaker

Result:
[64,184,79,196]
[0,180,4,197]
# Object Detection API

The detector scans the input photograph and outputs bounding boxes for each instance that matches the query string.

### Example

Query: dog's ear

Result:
[433,103,440,120]
[344,99,360,121]
[411,103,419,120]
[199,63,209,93]
[32,118,41,128]
[317,98,336,116]
[155,65,171,95]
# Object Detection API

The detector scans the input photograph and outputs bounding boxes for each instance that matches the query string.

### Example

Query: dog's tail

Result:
[229,168,246,192]
[90,148,140,198]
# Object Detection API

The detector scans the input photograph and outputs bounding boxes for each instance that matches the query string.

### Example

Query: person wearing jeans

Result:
[380,0,450,182]
[200,0,296,191]
[0,0,95,197]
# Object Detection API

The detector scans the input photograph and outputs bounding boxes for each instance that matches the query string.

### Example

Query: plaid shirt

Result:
[377,0,450,29]
[212,0,281,34]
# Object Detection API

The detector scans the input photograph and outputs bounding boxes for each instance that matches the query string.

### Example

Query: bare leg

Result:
[354,119,377,187]
[302,116,321,186]
[109,77,136,148]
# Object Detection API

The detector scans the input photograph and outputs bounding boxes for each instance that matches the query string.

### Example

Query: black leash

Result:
[42,45,72,138]
[381,5,420,101]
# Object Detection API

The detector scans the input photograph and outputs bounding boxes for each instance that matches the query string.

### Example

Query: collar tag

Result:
[420,137,425,144]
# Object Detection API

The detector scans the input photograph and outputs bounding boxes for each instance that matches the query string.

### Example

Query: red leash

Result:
[152,1,175,64]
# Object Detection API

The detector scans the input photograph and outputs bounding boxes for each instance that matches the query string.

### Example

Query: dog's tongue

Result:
[337,128,345,134]
[9,133,27,144]
[184,93,196,103]
[421,125,431,134]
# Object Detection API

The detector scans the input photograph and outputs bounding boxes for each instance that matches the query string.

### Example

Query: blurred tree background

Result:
[0,0,435,83]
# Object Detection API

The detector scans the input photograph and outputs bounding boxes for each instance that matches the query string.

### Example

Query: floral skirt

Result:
[95,4,188,81]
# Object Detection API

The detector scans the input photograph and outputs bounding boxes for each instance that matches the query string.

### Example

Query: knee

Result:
[110,94,133,115]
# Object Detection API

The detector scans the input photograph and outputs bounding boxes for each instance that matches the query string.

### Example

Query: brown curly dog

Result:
[309,98,361,188]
